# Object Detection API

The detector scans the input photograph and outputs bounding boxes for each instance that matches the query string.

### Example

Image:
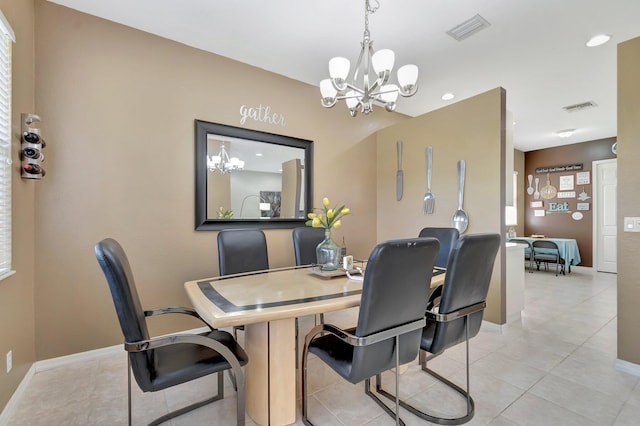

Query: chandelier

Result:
[319,0,419,117]
[207,144,244,174]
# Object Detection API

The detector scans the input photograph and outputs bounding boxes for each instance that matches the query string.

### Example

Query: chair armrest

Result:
[305,318,426,348]
[124,333,244,377]
[144,306,200,317]
[144,306,213,329]
[425,301,486,322]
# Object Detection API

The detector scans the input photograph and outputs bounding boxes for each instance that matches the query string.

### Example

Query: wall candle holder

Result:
[20,113,45,179]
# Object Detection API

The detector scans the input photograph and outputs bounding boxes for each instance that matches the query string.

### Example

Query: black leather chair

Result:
[509,238,534,272]
[95,238,248,426]
[292,226,326,266]
[532,240,565,276]
[217,228,269,276]
[218,229,270,339]
[302,237,440,426]
[418,227,460,268]
[377,233,501,425]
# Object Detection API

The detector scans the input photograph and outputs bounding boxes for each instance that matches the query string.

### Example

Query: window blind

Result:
[0,10,15,279]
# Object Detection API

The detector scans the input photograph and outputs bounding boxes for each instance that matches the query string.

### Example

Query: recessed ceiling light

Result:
[557,129,575,138]
[586,34,611,47]
[441,92,455,101]
[256,153,263,157]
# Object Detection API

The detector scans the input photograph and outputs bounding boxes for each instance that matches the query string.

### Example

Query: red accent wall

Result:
[524,137,616,267]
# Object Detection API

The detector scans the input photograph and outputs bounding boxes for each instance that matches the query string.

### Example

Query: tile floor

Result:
[7,266,640,425]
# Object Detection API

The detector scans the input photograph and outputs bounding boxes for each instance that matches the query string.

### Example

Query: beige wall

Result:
[617,36,640,364]
[32,1,406,360]
[376,88,507,324]
[0,0,37,412]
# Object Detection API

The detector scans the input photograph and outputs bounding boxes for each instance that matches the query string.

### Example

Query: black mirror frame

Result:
[195,119,314,230]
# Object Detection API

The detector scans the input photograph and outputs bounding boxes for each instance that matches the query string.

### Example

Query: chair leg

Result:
[376,321,475,425]
[301,340,313,426]
[364,336,405,425]
[128,356,132,426]
[148,372,226,426]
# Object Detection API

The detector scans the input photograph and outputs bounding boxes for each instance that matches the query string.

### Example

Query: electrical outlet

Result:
[6,350,12,373]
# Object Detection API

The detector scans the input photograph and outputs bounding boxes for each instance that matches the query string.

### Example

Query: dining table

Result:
[513,236,581,272]
[184,264,446,426]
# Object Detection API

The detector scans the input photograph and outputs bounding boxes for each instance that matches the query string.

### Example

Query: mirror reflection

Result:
[195,120,313,230]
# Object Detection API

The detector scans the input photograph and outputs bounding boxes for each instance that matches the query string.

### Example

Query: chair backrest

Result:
[292,227,326,266]
[532,240,559,254]
[94,238,154,390]
[418,227,460,268]
[429,233,501,354]
[350,237,440,383]
[509,238,532,255]
[218,229,269,275]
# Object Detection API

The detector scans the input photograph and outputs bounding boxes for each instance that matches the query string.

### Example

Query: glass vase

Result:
[316,230,340,271]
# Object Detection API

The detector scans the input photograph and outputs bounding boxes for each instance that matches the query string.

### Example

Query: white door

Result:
[594,159,617,273]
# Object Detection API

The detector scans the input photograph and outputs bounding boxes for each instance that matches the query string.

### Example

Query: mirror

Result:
[195,120,313,230]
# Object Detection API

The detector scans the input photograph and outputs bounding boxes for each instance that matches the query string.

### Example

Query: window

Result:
[0,10,15,280]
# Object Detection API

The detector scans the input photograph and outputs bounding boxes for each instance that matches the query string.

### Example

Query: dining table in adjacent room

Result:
[184,265,446,426]
[515,236,581,272]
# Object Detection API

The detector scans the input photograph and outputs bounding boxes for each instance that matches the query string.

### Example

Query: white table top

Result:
[185,265,446,329]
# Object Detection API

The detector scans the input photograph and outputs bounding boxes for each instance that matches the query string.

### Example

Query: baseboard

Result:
[0,364,35,425]
[0,326,211,424]
[615,358,640,377]
[481,320,508,333]
[34,343,123,373]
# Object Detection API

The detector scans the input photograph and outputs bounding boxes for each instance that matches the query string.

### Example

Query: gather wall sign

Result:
[239,104,286,127]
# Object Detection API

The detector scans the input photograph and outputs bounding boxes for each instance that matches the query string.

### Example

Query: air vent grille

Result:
[446,14,491,41]
[563,101,598,112]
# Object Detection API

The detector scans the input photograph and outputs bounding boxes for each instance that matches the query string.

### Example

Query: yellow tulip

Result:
[327,209,334,219]
[333,220,342,229]
[312,217,322,227]
[323,197,330,207]
[307,213,316,219]
[341,207,350,215]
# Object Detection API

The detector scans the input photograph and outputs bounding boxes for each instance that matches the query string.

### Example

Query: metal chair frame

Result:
[532,240,566,276]
[376,301,485,425]
[301,319,426,426]
[124,307,246,425]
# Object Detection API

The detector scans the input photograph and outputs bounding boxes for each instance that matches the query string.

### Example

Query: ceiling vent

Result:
[563,101,598,112]
[446,14,491,41]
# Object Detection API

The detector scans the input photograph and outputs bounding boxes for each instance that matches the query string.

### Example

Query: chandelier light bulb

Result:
[372,49,395,76]
[329,57,350,85]
[320,79,338,107]
[380,84,399,103]
[397,64,418,94]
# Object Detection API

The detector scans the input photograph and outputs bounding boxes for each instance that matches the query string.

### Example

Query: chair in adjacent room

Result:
[532,240,565,276]
[292,226,326,266]
[95,238,248,426]
[418,227,460,268]
[218,228,270,339]
[509,238,534,272]
[301,237,440,426]
[376,233,501,425]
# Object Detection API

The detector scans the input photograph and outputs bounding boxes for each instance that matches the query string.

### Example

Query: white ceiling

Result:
[49,0,640,152]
